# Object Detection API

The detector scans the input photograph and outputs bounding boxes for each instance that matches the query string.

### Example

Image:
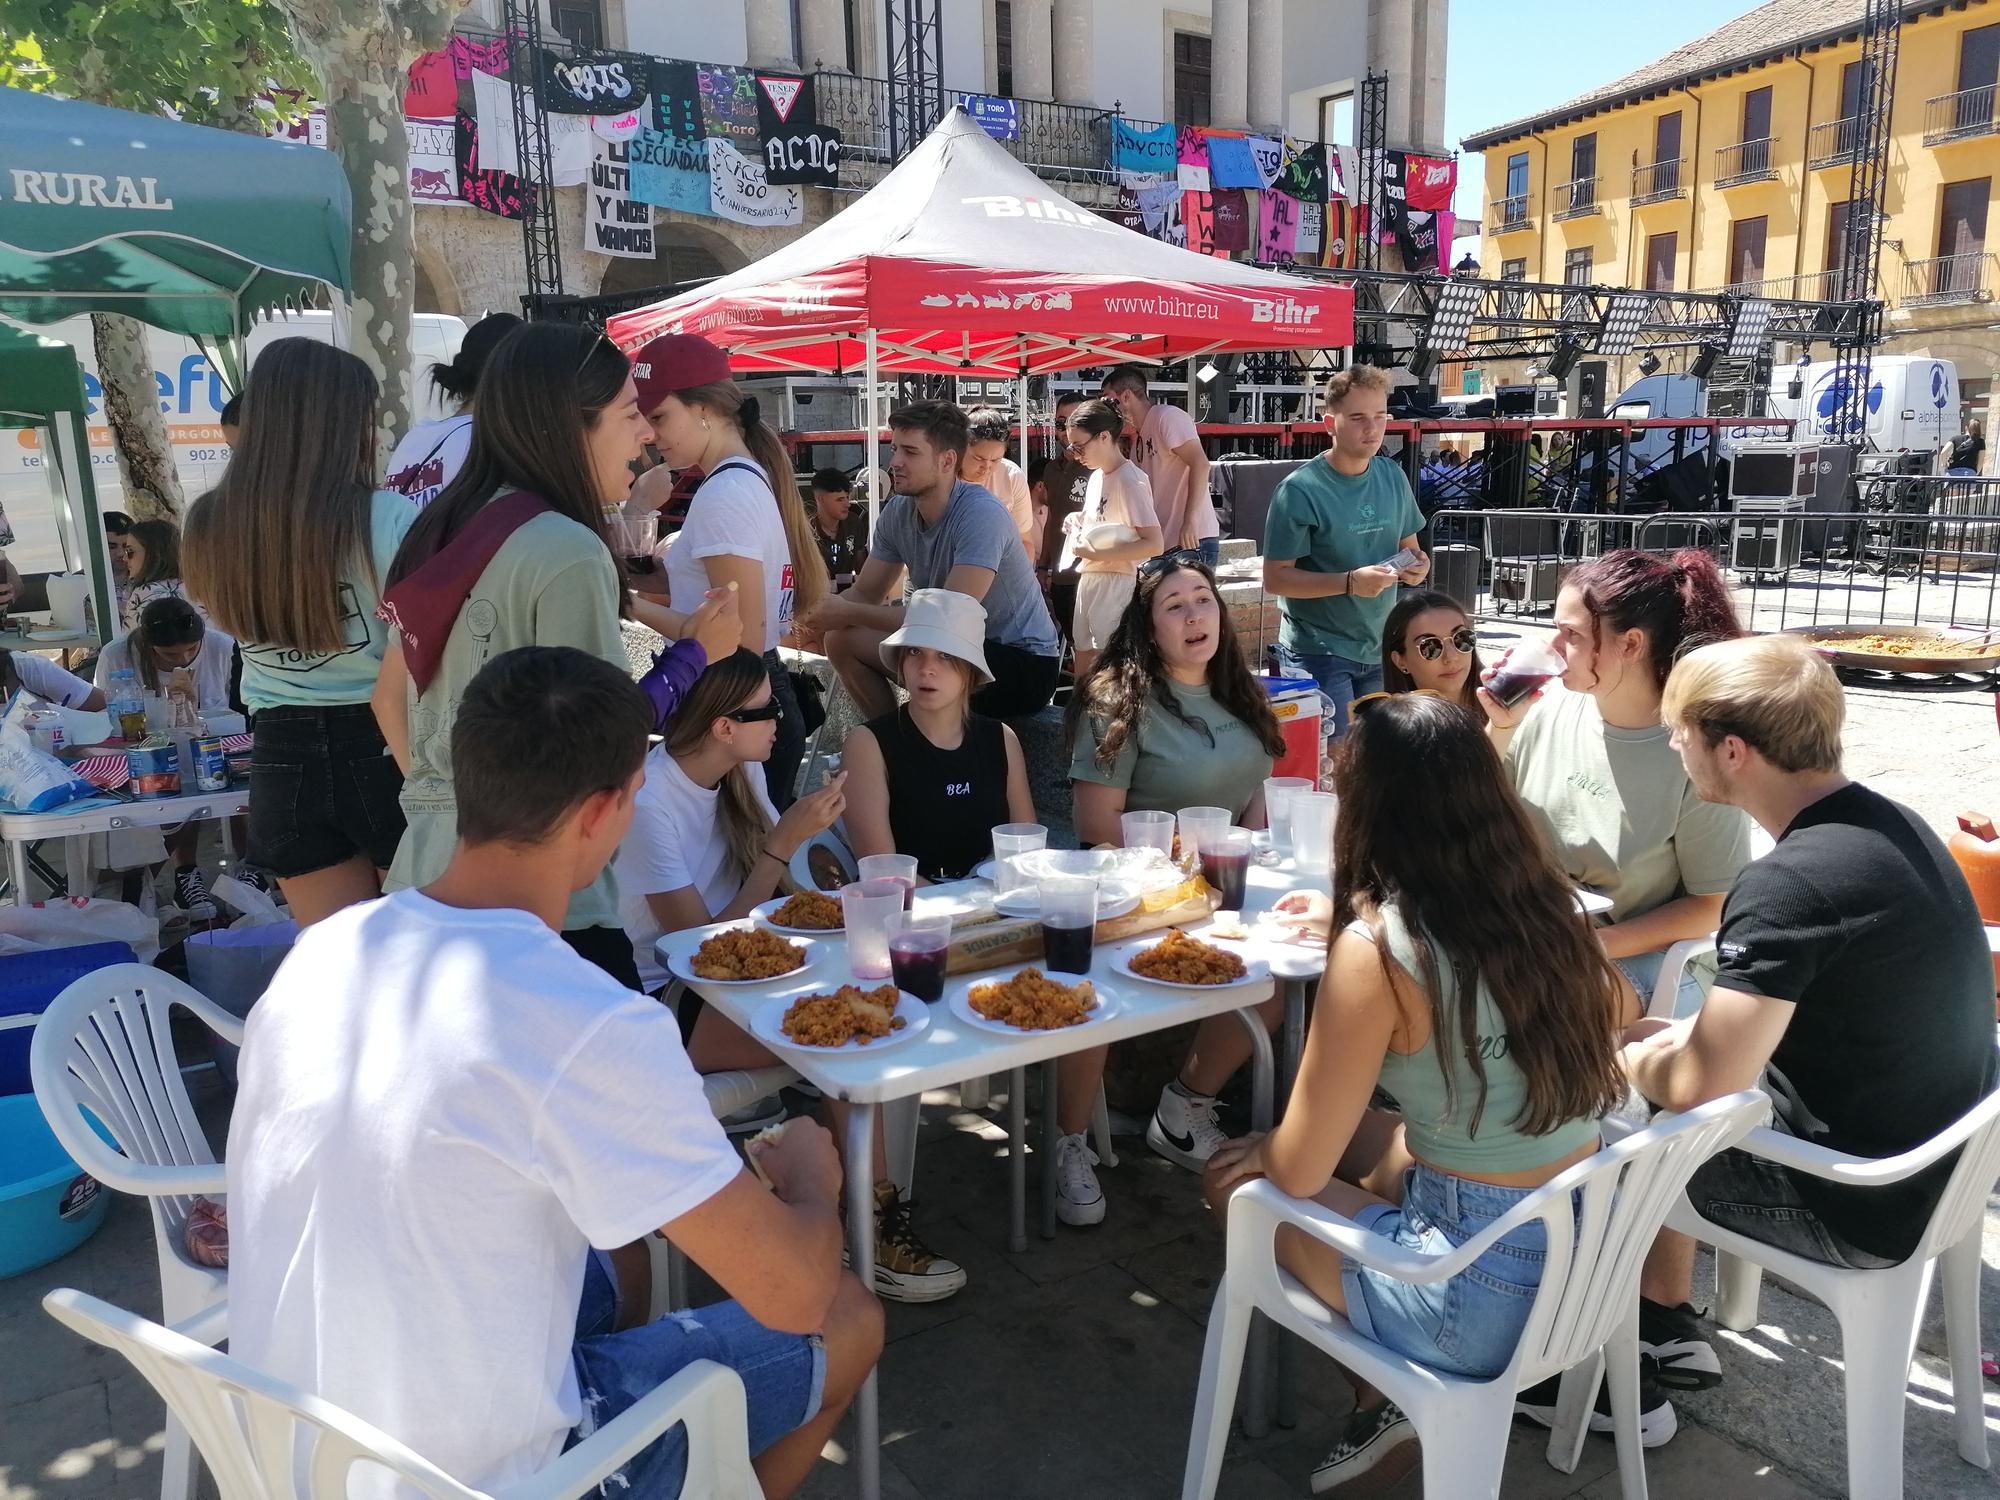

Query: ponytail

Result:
[676,380,827,623]
[1567,547,1744,689]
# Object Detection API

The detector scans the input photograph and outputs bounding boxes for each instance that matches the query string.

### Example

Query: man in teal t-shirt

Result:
[1263,365,1429,735]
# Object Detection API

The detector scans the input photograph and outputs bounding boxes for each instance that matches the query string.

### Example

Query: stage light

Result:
[1689,344,1721,380]
[1427,276,1485,353]
[1726,298,1774,358]
[1544,335,1584,381]
[1637,351,1662,377]
[1407,347,1442,383]
[1596,292,1650,357]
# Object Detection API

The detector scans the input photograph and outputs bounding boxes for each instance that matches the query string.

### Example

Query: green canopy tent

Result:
[0,326,111,648]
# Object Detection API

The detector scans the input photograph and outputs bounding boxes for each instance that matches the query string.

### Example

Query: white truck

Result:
[0,312,467,573]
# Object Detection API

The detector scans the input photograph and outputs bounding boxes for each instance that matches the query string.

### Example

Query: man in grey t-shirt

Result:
[805,401,1061,720]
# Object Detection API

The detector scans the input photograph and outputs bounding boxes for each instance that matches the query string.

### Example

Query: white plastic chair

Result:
[30,963,241,1500]
[1645,936,1718,1020]
[1181,1091,1771,1500]
[42,1287,762,1500]
[1666,1085,2000,1500]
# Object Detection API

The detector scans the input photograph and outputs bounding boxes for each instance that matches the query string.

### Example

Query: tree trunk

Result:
[90,313,185,520]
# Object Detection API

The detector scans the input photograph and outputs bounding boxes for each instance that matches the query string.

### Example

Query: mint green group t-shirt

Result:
[1069,679,1275,823]
[1263,455,1425,662]
[386,508,628,932]
[236,490,416,712]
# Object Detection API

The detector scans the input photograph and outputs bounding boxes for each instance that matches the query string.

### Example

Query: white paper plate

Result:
[947,973,1122,1036]
[1112,944,1271,990]
[660,923,819,988]
[26,629,71,642]
[751,896,846,937]
[992,880,1142,921]
[750,989,931,1054]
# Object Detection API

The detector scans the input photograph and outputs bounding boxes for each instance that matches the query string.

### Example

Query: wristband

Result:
[1343,570,1353,595]
[762,845,787,866]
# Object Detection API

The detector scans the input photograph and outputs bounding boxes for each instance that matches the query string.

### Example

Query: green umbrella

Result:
[0,86,352,341]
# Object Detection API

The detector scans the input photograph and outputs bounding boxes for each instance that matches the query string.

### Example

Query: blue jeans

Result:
[1275,644,1383,739]
[1341,1162,1554,1380]
[567,1251,825,1496]
[1614,948,1709,1021]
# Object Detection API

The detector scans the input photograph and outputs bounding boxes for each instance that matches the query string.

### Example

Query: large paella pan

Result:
[1785,625,2000,674]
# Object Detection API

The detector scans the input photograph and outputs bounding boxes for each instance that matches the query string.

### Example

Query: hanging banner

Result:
[588,137,655,258]
[1248,135,1285,190]
[652,60,702,139]
[629,127,711,215]
[1176,128,1211,191]
[403,50,456,119]
[698,65,762,145]
[540,51,646,114]
[1323,200,1364,269]
[1258,191,1301,262]
[1297,199,1325,258]
[1392,205,1441,268]
[593,101,649,141]
[449,33,512,80]
[755,73,841,187]
[958,93,1020,141]
[454,110,535,220]
[1278,140,1328,203]
[1331,143,1356,200]
[469,67,522,175]
[1211,189,1251,253]
[546,113,594,185]
[407,117,459,203]
[1205,134,1261,190]
[707,136,803,226]
[1112,118,1177,175]
[1183,191,1218,257]
[1404,152,1457,211]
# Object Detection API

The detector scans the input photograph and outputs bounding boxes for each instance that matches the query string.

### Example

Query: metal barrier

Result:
[1418,505,2000,635]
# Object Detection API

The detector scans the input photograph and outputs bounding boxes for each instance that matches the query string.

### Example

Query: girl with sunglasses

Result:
[1379,590,1482,713]
[1058,397,1162,681]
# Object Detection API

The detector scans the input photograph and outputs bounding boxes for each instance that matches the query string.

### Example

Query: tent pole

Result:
[864,328,881,532]
[1015,365,1029,491]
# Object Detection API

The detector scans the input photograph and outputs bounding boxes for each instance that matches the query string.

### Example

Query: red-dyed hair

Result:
[1565,548,1743,689]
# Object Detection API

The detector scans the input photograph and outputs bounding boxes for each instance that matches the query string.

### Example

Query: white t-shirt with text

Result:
[665,459,794,653]
[224,890,743,1497]
[384,414,474,510]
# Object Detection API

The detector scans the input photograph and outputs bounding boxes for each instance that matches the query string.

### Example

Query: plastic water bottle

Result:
[107,668,146,741]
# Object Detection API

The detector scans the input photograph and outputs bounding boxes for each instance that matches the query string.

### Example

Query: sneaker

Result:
[1311,1400,1418,1494]
[233,865,274,896]
[868,1181,967,1303]
[1639,1297,1722,1390]
[1147,1081,1229,1171]
[1515,1356,1678,1448]
[171,867,217,921]
[716,1098,786,1136]
[1054,1133,1105,1227]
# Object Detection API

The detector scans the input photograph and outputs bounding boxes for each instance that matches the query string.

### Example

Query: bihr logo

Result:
[963,194,1115,232]
[1250,297,1321,326]
[10,169,173,210]
[781,286,835,315]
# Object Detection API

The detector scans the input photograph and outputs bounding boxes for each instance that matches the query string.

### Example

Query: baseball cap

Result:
[631,333,732,413]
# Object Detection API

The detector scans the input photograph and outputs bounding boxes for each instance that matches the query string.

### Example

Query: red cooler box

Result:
[1258,676,1323,787]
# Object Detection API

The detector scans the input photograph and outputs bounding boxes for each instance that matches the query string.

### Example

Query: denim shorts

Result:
[1340,1162,1552,1379]
[1274,644,1383,739]
[1686,1146,1898,1271]
[568,1251,825,1497]
[1613,947,1709,1021]
[247,704,406,878]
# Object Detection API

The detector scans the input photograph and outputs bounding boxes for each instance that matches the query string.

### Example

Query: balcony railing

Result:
[1806,115,1865,168]
[1904,251,1998,307]
[1713,137,1778,187]
[1553,178,1599,219]
[1718,269,1877,303]
[1489,193,1533,233]
[1630,158,1685,205]
[814,72,1137,180]
[1924,84,1999,145]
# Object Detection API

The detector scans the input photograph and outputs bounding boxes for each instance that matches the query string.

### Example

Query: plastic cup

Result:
[608,508,659,574]
[1120,809,1176,854]
[1038,877,1098,975]
[859,853,918,909]
[1199,827,1255,911]
[1262,777,1313,856]
[1485,638,1565,708]
[1291,792,1338,874]
[991,822,1048,896]
[887,911,952,1002]
[840,878,906,980]
[1176,806,1232,866]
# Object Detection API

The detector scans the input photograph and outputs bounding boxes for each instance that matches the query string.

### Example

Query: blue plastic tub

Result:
[0,942,140,1096]
[0,1092,107,1277]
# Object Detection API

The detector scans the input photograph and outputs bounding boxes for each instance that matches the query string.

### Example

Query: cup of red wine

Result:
[887,911,952,1002]
[1485,639,1566,709]
[1038,878,1098,976]
[859,853,918,910]
[1199,827,1254,912]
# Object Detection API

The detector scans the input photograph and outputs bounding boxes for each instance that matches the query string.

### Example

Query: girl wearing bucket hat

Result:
[633,332,826,810]
[842,589,1035,883]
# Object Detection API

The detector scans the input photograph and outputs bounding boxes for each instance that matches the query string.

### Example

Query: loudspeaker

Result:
[1578,361,1608,419]
[1429,544,1480,611]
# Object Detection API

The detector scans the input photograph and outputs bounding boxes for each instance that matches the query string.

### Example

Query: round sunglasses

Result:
[1410,626,1478,662]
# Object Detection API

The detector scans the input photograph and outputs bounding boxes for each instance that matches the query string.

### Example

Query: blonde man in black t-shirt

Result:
[1618,634,1996,1392]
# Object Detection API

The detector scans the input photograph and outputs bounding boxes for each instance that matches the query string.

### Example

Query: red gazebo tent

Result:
[608,108,1352,510]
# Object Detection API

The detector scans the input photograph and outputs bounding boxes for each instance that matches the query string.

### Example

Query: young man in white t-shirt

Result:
[1103,365,1218,566]
[226,645,882,1500]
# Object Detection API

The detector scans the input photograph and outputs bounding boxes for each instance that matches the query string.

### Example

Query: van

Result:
[0,312,467,573]
[1758,355,1961,454]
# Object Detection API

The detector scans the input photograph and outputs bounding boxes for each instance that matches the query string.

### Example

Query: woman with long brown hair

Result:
[372,322,737,983]
[1204,695,1639,1494]
[117,518,197,632]
[184,338,412,926]
[631,333,827,810]
[1379,588,1482,712]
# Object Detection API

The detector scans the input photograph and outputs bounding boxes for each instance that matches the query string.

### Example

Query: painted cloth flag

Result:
[629,127,711,214]
[1248,135,1285,190]
[454,110,535,220]
[1331,143,1357,200]
[1176,128,1211,191]
[588,136,655,258]
[403,50,455,119]
[1323,199,1364,268]
[1183,191,1218,257]
[592,103,649,141]
[1403,152,1456,211]
[708,136,803,226]
[406,117,458,203]
[1132,174,1182,235]
[449,33,511,80]
[698,65,762,146]
[1112,118,1177,175]
[1204,134,1261,190]
[1211,190,1251,252]
[1393,206,1441,268]
[1278,140,1328,203]
[755,73,841,187]
[958,94,1020,141]
[469,67,523,175]
[1297,199,1325,258]
[1258,190,1301,262]
[540,51,646,114]
[653,60,702,140]
[546,114,594,184]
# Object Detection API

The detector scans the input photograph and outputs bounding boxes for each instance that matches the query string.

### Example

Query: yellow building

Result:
[1461,0,2000,445]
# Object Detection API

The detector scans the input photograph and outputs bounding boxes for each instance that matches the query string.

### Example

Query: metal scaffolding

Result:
[884,0,944,162]
[502,0,567,307]
[1825,0,1902,440]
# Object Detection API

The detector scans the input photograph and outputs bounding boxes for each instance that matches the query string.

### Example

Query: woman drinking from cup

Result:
[1059,398,1162,682]
[842,589,1035,883]
[1480,548,1750,1016]
[1380,589,1482,713]
[1204,694,1639,1495]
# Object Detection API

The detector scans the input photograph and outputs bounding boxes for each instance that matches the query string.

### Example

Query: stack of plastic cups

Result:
[1291,791,1338,876]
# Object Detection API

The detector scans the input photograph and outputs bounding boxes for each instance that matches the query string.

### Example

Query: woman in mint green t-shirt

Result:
[184,339,415,928]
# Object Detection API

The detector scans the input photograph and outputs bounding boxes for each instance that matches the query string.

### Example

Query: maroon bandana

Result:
[378,491,551,692]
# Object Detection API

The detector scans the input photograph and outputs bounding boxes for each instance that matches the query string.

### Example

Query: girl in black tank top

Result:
[861,705,1012,880]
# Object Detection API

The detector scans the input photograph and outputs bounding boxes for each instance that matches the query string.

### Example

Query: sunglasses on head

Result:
[1412,626,1478,661]
[1139,548,1208,579]
[723,699,785,724]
